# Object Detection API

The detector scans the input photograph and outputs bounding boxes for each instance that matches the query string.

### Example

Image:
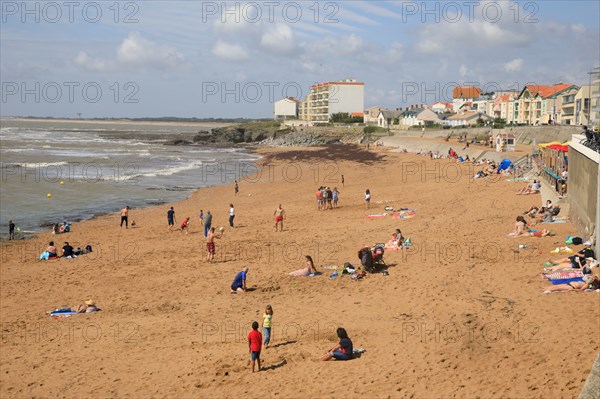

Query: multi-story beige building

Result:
[590,66,600,129]
[557,86,597,126]
[300,78,364,124]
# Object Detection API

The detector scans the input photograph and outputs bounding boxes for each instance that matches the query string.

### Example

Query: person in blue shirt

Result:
[321,327,353,361]
[231,267,248,294]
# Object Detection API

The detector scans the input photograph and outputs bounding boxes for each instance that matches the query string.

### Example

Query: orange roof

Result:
[525,84,575,99]
[433,101,452,107]
[285,97,300,103]
[452,86,481,99]
[351,112,364,117]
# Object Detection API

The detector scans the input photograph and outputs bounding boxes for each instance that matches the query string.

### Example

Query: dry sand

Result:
[1,145,598,398]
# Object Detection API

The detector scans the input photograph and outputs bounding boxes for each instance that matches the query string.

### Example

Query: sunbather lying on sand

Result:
[47,300,99,314]
[526,229,554,237]
[544,256,598,272]
[516,180,541,195]
[288,255,319,276]
[543,274,599,292]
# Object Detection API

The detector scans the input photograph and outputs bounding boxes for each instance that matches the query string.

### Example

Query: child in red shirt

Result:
[248,321,262,372]
[181,217,190,234]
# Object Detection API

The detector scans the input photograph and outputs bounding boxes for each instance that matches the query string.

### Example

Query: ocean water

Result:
[0,119,260,236]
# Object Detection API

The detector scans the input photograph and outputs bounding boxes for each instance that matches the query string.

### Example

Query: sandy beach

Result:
[1,144,598,398]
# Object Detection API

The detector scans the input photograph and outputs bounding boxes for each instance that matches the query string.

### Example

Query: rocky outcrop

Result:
[191,125,292,144]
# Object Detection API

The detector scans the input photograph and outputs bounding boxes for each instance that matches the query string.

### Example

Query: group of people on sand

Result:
[40,240,92,260]
[542,246,600,292]
[245,303,353,372]
[315,186,340,210]
[507,195,599,292]
[52,221,71,235]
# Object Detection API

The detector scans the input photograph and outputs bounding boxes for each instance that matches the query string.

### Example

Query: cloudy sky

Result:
[1,0,598,118]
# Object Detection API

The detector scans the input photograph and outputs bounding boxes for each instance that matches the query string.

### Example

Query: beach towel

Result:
[391,211,415,219]
[366,214,387,219]
[543,270,584,280]
[544,289,595,294]
[549,277,584,285]
[50,311,80,318]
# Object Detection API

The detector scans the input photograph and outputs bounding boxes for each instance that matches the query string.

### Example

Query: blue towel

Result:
[550,277,584,285]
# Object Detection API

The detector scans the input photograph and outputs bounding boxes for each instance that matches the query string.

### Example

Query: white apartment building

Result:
[273,97,300,120]
[302,79,364,123]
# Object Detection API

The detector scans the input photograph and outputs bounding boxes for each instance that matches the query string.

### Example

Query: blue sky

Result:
[1,0,599,118]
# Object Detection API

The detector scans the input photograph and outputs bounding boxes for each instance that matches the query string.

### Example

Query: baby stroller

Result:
[358,244,386,273]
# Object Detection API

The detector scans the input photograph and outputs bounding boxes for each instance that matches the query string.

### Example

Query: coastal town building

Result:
[452,86,481,113]
[364,106,388,125]
[573,86,592,126]
[444,111,492,127]
[377,109,402,128]
[431,101,453,114]
[300,78,364,124]
[399,108,441,127]
[589,66,600,128]
[273,97,300,120]
[514,84,578,125]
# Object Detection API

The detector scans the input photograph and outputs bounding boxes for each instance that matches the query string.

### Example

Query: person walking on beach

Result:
[199,209,204,225]
[167,207,176,230]
[8,220,15,240]
[274,204,285,232]
[248,321,262,372]
[235,180,239,196]
[365,189,371,209]
[204,211,212,238]
[229,204,235,228]
[120,206,130,229]
[341,175,345,187]
[206,226,223,262]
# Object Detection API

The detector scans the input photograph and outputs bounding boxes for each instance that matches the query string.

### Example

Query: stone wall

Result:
[567,137,599,253]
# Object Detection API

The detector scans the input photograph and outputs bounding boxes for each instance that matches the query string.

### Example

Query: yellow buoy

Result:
[47,193,52,199]
[60,181,64,185]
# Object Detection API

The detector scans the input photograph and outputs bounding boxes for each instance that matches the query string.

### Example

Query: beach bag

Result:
[572,237,583,245]
[565,236,573,245]
[85,245,93,253]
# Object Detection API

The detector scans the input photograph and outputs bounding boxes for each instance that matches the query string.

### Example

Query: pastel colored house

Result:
[377,109,402,128]
[444,111,492,127]
[452,86,481,113]
[399,108,441,127]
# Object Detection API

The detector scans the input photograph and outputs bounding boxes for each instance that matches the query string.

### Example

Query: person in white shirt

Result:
[229,204,235,228]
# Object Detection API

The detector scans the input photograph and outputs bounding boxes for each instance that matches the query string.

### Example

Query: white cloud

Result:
[260,24,296,54]
[211,40,249,61]
[387,42,403,61]
[503,58,524,72]
[459,64,469,77]
[75,32,186,72]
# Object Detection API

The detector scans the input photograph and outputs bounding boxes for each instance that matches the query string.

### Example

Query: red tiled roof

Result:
[352,112,364,117]
[452,86,481,99]
[525,84,575,99]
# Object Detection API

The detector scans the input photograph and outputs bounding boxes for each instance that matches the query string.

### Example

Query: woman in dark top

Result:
[321,327,353,361]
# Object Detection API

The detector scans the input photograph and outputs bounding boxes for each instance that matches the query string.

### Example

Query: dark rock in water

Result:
[167,139,192,145]
[192,131,211,142]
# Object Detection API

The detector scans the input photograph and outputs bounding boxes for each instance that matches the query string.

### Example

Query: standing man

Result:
[229,204,235,228]
[234,180,239,196]
[206,226,223,262]
[167,207,176,230]
[120,206,129,229]
[341,175,345,187]
[274,204,285,232]
[203,210,212,238]
[8,220,15,240]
